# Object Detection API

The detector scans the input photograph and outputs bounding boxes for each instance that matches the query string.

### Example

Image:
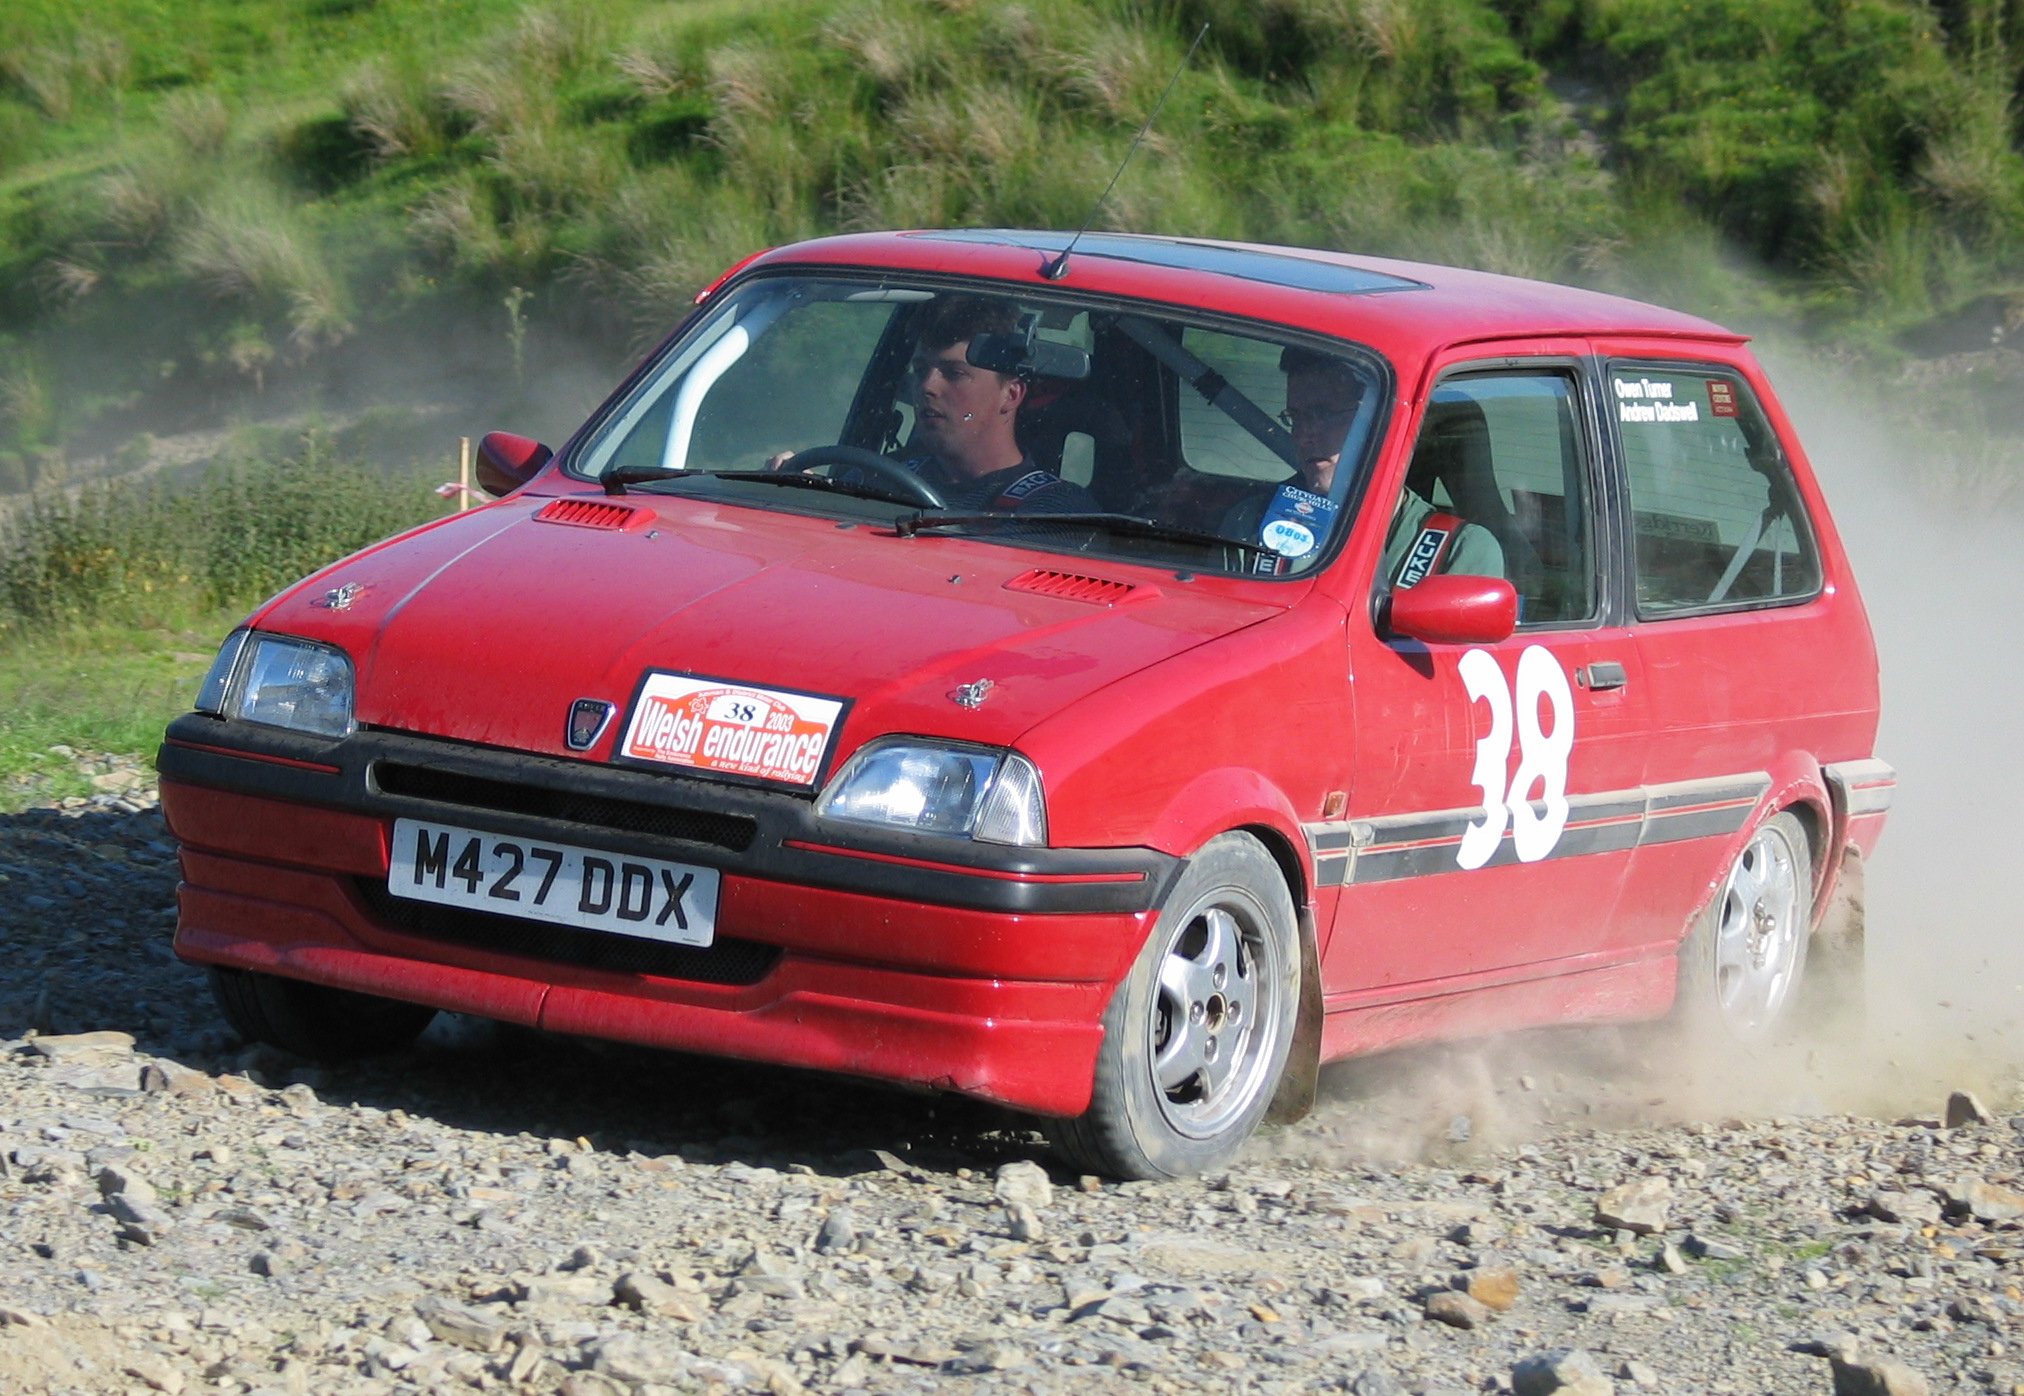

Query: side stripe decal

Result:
[1304,774,1771,888]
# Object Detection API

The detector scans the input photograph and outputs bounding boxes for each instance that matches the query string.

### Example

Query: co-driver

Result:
[1235,347,1503,583]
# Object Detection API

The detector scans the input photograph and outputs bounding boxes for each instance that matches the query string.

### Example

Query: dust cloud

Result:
[1774,346,2024,1067]
[1290,342,2024,1165]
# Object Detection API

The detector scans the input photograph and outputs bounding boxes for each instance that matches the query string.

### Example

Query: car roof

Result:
[744,229,1745,357]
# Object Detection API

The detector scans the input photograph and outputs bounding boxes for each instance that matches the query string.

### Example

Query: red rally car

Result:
[158,230,1894,1178]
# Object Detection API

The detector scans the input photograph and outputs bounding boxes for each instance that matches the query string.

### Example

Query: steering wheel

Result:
[779,444,946,510]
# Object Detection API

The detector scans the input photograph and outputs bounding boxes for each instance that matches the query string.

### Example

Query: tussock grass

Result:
[94,162,185,251]
[1,33,131,121]
[172,185,354,346]
[339,61,448,164]
[160,90,233,161]
[3,0,2023,482]
[824,0,943,96]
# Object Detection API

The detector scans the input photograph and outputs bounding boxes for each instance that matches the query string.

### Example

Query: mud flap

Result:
[1800,846,1867,1034]
[1265,908,1322,1125]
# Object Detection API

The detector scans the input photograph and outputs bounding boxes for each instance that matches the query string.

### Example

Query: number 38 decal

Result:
[1456,646,1575,870]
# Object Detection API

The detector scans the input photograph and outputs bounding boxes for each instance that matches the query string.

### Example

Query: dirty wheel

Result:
[1050,833,1298,1179]
[209,967,437,1061]
[1676,812,1813,1043]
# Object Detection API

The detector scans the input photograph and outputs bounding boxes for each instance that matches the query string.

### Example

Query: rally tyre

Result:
[1674,811,1813,1045]
[1049,833,1299,1180]
[209,967,437,1061]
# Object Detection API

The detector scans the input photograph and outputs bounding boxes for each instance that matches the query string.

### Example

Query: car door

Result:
[1322,349,1654,995]
[1593,345,1872,950]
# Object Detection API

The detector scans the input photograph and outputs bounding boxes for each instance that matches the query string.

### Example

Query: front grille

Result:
[357,883,780,985]
[373,762,757,853]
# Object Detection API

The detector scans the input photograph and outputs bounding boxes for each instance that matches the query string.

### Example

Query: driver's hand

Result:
[765,450,797,472]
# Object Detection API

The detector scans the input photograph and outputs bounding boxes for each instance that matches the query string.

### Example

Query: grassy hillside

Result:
[0,0,2019,805]
[3,0,2021,496]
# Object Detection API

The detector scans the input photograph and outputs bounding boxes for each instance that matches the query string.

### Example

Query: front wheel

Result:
[1050,833,1299,1179]
[209,967,437,1061]
[1674,811,1813,1043]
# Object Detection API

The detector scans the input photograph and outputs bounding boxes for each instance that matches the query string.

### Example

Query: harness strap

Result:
[990,470,1062,510]
[1393,509,1466,588]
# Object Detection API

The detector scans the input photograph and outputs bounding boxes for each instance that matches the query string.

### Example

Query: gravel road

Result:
[2,766,2019,1396]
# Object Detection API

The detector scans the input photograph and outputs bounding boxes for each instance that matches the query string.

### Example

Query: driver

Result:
[774,295,1096,514]
[901,295,1092,512]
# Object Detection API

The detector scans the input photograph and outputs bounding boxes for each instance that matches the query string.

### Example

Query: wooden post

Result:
[458,436,472,511]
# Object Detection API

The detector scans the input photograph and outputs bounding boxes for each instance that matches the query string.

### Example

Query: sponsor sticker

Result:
[1261,518,1316,557]
[1612,375,1701,425]
[1258,483,1338,560]
[995,470,1060,504]
[1706,379,1739,417]
[619,673,846,787]
[1395,526,1451,588]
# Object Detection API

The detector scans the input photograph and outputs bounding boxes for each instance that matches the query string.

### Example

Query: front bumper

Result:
[158,716,1180,1117]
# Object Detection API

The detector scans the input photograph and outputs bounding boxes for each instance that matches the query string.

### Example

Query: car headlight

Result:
[195,629,355,738]
[816,740,1047,846]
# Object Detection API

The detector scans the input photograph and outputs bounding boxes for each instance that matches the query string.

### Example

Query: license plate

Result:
[389,818,719,948]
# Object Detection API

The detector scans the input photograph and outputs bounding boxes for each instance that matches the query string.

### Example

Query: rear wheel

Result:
[1675,812,1812,1043]
[1050,833,1298,1179]
[209,967,437,1061]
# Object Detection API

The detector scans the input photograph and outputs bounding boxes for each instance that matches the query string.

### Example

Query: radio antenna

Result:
[1042,22,1209,282]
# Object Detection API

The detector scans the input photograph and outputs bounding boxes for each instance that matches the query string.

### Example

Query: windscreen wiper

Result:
[603,465,923,507]
[897,509,1277,563]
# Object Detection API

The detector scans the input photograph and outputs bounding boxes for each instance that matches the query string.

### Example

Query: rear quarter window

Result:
[1610,364,1821,616]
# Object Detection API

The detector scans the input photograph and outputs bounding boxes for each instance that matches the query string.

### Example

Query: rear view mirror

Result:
[1386,573,1518,645]
[475,431,553,497]
[967,332,1091,381]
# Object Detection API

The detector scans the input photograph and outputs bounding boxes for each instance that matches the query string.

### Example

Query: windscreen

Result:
[570,273,1387,578]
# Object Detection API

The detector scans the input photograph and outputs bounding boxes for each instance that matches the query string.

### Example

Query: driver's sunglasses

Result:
[1278,404,1358,431]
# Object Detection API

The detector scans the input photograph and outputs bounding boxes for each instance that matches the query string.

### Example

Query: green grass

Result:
[0,614,229,810]
[0,432,442,810]
[3,0,2020,484]
[0,5,2009,821]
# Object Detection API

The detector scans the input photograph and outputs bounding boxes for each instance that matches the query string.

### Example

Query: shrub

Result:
[0,436,436,638]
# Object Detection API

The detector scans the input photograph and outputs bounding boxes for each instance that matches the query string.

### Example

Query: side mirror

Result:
[475,431,552,497]
[1386,573,1518,645]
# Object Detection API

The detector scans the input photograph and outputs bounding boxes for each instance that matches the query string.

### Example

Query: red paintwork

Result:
[166,782,1145,1115]
[1388,573,1518,645]
[165,230,1888,1118]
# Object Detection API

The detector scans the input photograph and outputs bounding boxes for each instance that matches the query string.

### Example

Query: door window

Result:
[1399,371,1596,625]
[1610,364,1821,615]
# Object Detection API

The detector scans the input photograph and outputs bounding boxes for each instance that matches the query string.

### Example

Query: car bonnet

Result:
[252,491,1291,771]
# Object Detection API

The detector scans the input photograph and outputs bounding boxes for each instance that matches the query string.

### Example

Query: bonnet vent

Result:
[535,499,649,531]
[1003,568,1145,605]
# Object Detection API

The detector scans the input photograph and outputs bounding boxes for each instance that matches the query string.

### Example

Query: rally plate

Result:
[389,818,718,948]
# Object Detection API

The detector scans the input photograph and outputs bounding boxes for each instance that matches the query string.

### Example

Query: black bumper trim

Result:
[159,715,1181,916]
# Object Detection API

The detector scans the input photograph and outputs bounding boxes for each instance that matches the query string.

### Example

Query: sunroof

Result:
[915,229,1427,296]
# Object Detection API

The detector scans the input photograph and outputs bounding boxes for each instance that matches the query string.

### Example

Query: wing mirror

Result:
[1386,573,1518,645]
[475,431,553,497]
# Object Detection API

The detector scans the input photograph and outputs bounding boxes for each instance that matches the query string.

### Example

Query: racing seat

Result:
[1016,381,1130,495]
[1408,397,1550,610]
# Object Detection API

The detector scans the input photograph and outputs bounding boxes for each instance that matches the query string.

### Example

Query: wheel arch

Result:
[1760,757,1835,921]
[1233,820,1323,1128]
